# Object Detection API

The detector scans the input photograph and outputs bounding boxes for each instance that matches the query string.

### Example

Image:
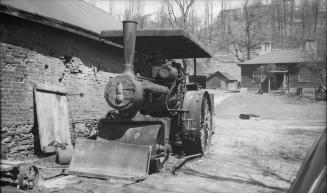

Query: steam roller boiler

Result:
[68,21,213,180]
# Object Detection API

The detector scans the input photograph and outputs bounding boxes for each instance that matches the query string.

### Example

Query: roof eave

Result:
[101,29,213,59]
[0,3,122,49]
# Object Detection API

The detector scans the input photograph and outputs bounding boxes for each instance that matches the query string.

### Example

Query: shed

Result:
[206,71,238,90]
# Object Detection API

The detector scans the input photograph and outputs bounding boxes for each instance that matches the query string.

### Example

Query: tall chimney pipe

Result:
[122,20,137,76]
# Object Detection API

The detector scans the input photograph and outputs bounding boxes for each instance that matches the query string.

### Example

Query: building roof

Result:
[0,0,122,35]
[240,50,314,65]
[220,71,238,81]
[207,71,237,81]
[0,0,212,59]
[101,29,212,59]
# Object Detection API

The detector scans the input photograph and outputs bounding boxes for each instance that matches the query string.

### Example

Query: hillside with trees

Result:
[86,0,326,86]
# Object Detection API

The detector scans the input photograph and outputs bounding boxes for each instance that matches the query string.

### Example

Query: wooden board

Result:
[0,160,24,171]
[34,84,71,153]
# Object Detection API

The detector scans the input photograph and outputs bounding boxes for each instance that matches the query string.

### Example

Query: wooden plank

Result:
[0,160,24,171]
[1,160,24,165]
[34,85,71,153]
[35,83,67,94]
[1,164,16,171]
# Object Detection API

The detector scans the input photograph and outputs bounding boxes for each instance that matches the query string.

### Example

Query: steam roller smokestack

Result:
[122,20,138,76]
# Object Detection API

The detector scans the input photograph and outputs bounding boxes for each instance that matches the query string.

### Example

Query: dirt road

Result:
[38,90,326,193]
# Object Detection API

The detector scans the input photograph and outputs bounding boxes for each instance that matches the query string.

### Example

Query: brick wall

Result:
[0,13,126,159]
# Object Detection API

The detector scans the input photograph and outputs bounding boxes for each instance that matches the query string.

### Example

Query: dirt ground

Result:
[33,90,326,193]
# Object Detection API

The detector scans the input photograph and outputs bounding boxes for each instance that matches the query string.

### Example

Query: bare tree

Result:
[163,0,196,78]
[313,0,319,34]
[165,0,195,29]
[232,0,263,61]
[155,0,170,28]
[221,0,225,36]
[289,0,294,45]
[204,0,214,43]
[124,0,145,21]
[108,1,115,16]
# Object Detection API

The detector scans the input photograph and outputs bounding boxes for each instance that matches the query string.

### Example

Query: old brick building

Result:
[0,0,127,158]
[0,0,212,159]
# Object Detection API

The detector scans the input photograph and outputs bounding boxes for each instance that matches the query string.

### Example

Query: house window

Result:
[298,69,313,82]
[252,73,262,83]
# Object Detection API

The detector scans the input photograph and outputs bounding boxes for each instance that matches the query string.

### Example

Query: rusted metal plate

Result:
[68,139,152,180]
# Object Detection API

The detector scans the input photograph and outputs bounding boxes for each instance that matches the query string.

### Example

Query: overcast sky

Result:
[88,0,248,20]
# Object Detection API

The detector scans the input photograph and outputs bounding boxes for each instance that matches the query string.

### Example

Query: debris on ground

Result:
[38,175,81,191]
[239,113,260,120]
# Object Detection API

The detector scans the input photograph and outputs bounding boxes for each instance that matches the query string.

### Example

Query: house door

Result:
[274,73,284,90]
[268,71,288,92]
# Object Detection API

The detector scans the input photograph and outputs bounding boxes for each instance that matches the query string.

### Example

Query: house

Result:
[206,71,238,90]
[0,0,211,158]
[239,48,320,93]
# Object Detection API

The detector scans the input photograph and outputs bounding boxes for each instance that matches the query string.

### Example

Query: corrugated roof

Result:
[101,29,212,58]
[0,0,122,35]
[240,50,313,65]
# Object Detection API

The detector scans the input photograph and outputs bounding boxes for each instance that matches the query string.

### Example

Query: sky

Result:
[85,0,308,20]
[86,0,247,20]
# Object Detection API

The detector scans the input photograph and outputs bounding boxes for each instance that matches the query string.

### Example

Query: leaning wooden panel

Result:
[34,84,71,153]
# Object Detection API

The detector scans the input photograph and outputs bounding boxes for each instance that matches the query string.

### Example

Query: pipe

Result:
[143,84,169,96]
[122,20,138,76]
[193,58,197,76]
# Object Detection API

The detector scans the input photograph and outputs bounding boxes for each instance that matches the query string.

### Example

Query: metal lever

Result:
[171,153,202,175]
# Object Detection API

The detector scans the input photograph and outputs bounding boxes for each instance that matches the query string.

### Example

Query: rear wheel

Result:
[199,96,212,154]
[182,91,212,155]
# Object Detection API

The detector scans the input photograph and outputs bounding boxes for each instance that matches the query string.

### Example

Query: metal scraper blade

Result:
[68,138,152,180]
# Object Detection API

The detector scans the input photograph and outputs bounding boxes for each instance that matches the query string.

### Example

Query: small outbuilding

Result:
[206,71,238,90]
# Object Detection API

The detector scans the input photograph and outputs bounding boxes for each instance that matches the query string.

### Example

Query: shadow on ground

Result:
[182,167,288,192]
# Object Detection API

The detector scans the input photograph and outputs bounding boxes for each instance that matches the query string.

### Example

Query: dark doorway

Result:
[274,73,284,90]
[269,72,286,91]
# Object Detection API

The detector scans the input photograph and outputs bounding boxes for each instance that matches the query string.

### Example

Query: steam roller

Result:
[68,21,213,180]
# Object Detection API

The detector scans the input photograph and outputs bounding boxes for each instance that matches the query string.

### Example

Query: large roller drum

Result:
[181,91,213,155]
